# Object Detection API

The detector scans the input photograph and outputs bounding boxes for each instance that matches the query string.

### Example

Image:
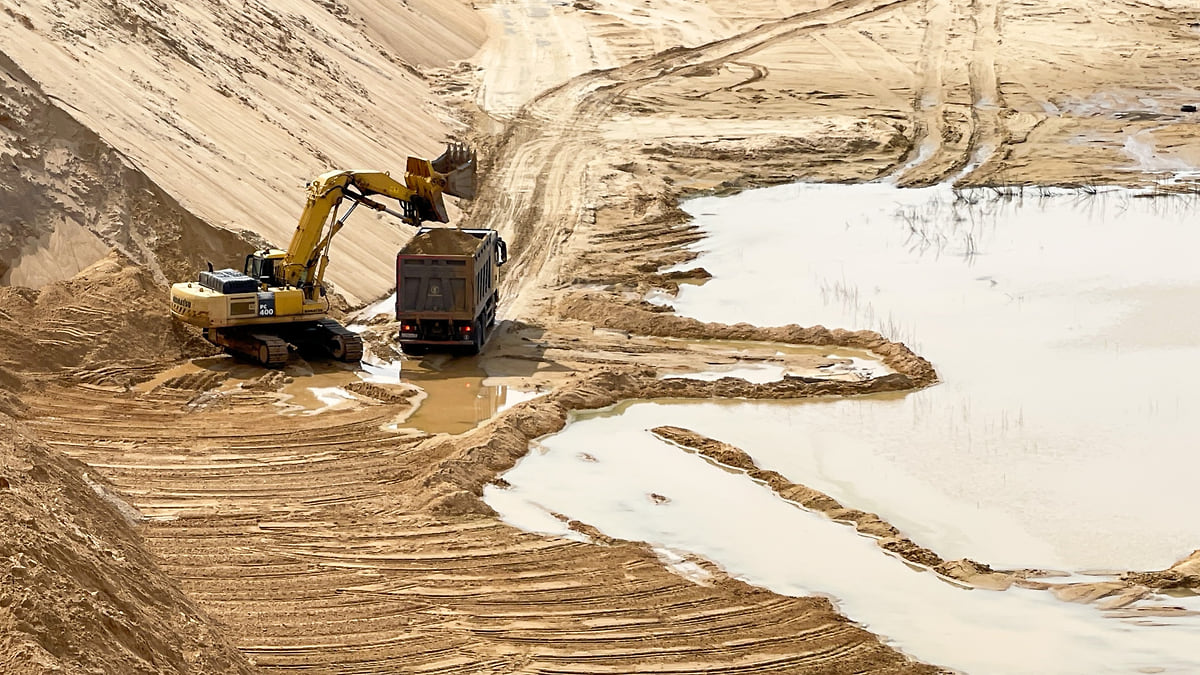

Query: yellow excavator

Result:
[169,144,476,367]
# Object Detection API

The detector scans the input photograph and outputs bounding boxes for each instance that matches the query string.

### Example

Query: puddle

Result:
[494,385,544,412]
[386,356,542,434]
[359,356,402,384]
[644,288,678,307]
[817,355,892,380]
[300,386,361,415]
[139,352,540,434]
[138,358,382,415]
[486,404,1200,675]
[660,181,1200,572]
[656,338,893,382]
[1056,92,1175,121]
[350,292,397,327]
[1122,131,1193,174]
[657,359,886,383]
[662,363,787,383]
[653,547,714,585]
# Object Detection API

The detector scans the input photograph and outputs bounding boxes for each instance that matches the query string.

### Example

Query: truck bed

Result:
[395,227,505,353]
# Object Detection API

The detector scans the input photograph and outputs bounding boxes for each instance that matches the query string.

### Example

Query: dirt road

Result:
[5,0,1200,672]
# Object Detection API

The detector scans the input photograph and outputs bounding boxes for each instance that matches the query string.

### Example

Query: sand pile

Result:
[401,227,484,256]
[0,419,251,673]
[0,252,217,386]
[1124,550,1200,590]
[0,52,252,290]
[557,292,938,385]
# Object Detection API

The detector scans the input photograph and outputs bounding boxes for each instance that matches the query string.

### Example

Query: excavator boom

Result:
[284,144,476,293]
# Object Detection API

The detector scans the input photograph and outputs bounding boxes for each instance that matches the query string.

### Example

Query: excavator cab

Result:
[244,249,287,287]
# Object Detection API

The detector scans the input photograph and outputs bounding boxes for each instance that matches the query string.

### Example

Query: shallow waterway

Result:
[487,182,1200,673]
[665,183,1200,572]
[486,402,1200,675]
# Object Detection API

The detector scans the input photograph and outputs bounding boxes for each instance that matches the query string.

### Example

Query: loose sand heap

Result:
[0,418,251,673]
[2,0,1200,672]
[0,253,218,388]
[400,227,484,256]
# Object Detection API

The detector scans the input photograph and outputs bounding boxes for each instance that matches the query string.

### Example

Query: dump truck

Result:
[395,226,508,355]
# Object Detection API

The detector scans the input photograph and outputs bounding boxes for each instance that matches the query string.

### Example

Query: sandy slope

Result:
[0,0,484,303]
[0,417,252,673]
[0,51,249,289]
[4,0,1200,672]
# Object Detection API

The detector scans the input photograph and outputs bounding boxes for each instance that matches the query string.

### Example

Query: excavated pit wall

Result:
[0,51,253,289]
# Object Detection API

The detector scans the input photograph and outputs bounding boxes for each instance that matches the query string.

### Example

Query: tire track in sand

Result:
[894,0,1006,185]
[470,0,919,322]
[959,0,1007,183]
[25,383,933,673]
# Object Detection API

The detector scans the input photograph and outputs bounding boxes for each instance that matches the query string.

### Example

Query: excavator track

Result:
[284,319,363,363]
[206,329,290,368]
[315,319,364,362]
[207,321,361,367]
[251,334,291,367]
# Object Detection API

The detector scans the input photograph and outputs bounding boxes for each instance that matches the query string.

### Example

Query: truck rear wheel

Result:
[466,319,485,356]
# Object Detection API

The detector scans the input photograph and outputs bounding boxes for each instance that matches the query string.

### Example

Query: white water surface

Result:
[486,403,1200,675]
[488,182,1200,673]
[661,363,788,383]
[665,183,1200,572]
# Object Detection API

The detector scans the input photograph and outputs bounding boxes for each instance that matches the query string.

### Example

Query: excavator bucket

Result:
[430,142,477,200]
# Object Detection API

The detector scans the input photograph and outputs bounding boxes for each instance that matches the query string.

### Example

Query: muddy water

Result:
[135,357,365,415]
[656,339,893,382]
[391,355,540,434]
[489,183,1200,672]
[139,353,540,434]
[485,406,1200,675]
[664,183,1200,572]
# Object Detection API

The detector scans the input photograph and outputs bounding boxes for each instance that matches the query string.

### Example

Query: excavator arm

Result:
[281,143,476,296]
[170,143,476,367]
